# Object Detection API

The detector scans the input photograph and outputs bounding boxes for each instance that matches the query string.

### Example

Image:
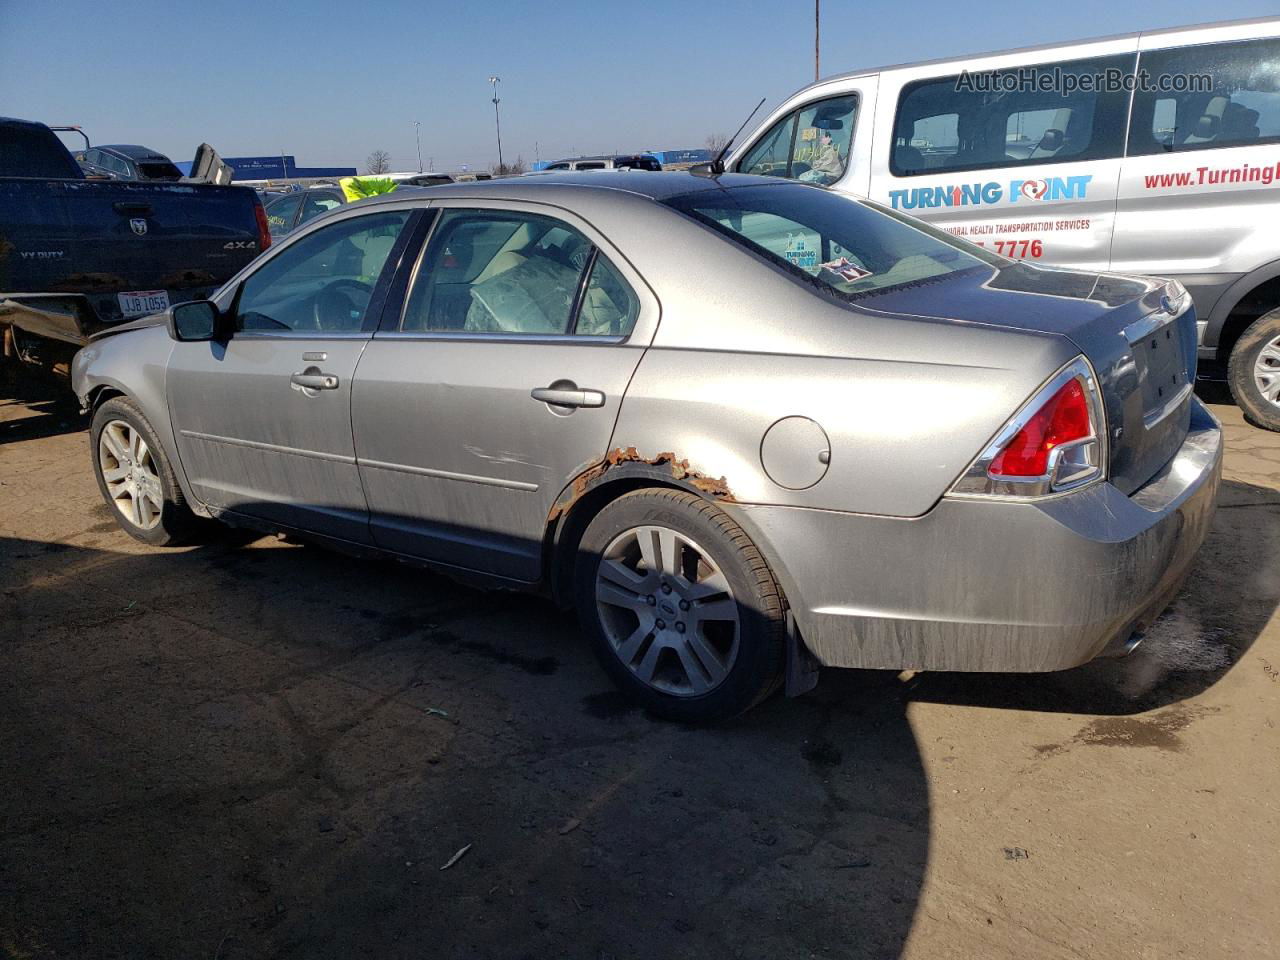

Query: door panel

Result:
[353,338,645,579]
[168,336,372,542]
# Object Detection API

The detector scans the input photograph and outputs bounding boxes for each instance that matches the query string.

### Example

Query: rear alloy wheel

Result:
[575,489,785,722]
[1228,307,1280,432]
[91,397,201,546]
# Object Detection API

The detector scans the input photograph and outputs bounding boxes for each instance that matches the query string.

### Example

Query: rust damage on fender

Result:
[548,447,736,522]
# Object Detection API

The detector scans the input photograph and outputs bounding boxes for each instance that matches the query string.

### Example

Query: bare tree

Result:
[493,155,527,177]
[705,133,730,155]
[366,149,392,175]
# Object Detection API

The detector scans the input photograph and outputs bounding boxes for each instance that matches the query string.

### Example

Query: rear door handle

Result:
[531,386,606,408]
[291,372,339,390]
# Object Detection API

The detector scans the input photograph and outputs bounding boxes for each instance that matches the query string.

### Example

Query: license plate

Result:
[118,290,170,318]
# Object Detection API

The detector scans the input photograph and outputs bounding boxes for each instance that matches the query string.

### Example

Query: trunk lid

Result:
[859,262,1196,495]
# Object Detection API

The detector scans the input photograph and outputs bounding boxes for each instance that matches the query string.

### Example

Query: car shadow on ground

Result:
[902,479,1280,717]
[1,525,929,960]
[0,365,85,444]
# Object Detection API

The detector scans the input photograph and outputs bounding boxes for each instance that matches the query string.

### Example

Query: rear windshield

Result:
[138,161,182,179]
[663,182,1002,300]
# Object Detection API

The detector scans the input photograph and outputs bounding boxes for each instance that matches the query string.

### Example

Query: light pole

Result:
[413,121,423,173]
[488,75,504,171]
[814,0,820,82]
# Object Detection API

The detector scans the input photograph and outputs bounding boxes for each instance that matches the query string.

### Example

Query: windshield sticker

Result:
[888,174,1091,210]
[784,234,819,270]
[820,257,873,282]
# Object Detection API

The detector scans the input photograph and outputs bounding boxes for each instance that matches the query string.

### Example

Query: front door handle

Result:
[290,372,339,390]
[531,386,605,408]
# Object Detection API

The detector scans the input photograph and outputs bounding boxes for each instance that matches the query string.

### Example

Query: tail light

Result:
[253,200,272,252]
[949,357,1105,499]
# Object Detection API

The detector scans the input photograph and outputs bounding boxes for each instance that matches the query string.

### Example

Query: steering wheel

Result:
[310,278,374,331]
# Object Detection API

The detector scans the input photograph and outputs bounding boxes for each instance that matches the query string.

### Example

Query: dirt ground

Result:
[2,370,1277,960]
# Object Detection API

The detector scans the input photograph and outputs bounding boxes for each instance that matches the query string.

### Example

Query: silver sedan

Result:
[73,172,1222,721]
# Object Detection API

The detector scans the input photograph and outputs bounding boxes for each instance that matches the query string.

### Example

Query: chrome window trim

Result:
[232,330,372,341]
[372,331,628,346]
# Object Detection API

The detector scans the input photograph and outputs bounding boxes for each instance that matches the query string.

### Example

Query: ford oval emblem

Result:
[130,218,148,236]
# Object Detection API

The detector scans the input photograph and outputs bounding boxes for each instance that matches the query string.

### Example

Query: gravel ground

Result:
[2,370,1277,960]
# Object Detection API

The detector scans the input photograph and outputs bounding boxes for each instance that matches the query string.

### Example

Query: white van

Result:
[726,17,1280,429]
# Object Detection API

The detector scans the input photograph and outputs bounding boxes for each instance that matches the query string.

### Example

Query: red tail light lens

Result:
[989,378,1091,478]
[948,357,1105,500]
[253,200,272,252]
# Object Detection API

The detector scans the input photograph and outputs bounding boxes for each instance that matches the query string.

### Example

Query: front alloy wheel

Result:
[98,419,164,530]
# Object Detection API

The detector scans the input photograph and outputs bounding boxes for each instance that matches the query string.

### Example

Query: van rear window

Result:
[1128,37,1280,156]
[890,53,1134,177]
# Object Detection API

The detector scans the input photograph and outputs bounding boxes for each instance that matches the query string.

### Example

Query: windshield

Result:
[663,182,1003,300]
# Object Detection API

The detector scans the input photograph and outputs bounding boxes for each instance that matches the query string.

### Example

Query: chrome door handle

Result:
[531,386,605,408]
[290,372,339,390]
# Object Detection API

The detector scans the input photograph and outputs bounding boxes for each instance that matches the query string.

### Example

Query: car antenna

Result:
[707,97,766,176]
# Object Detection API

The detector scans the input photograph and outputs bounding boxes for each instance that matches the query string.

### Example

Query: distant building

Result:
[173,155,356,182]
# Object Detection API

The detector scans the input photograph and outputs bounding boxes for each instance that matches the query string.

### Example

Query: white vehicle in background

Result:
[726,16,1280,430]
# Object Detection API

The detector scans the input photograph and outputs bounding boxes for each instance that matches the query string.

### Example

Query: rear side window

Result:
[1128,37,1280,156]
[891,53,1134,176]
[737,94,858,185]
[400,209,638,337]
[264,194,302,236]
[138,161,181,179]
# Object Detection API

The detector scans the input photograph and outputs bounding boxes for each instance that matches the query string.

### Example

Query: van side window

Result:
[737,95,858,185]
[1128,37,1280,156]
[891,53,1134,176]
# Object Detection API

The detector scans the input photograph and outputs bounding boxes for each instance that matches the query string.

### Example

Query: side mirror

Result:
[167,300,224,342]
[689,161,718,177]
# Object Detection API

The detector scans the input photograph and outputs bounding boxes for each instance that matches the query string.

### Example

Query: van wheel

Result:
[1228,307,1280,432]
[574,489,785,722]
[90,397,201,546]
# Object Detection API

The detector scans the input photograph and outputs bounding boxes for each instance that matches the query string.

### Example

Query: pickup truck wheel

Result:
[574,489,785,722]
[91,397,200,546]
[1228,307,1280,432]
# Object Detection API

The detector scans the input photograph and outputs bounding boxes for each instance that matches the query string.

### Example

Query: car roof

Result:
[98,144,172,161]
[364,170,791,207]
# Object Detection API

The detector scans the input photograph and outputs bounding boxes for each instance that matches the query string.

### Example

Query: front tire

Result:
[1227,307,1280,431]
[90,397,200,546]
[574,489,786,722]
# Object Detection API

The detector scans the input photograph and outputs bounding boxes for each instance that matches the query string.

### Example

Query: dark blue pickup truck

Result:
[0,117,269,373]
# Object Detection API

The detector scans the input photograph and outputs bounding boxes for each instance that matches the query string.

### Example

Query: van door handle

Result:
[531,386,605,408]
[291,372,339,390]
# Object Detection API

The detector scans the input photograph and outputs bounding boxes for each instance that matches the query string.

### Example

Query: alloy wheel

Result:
[98,419,163,530]
[594,524,740,697]
[1254,334,1280,410]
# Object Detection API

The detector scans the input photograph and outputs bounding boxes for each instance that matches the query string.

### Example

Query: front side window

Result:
[737,95,858,184]
[1129,37,1280,156]
[401,209,638,337]
[299,191,344,226]
[891,53,1134,176]
[235,211,410,333]
[665,183,1001,301]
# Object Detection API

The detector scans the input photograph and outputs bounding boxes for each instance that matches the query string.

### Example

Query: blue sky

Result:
[1,0,1274,173]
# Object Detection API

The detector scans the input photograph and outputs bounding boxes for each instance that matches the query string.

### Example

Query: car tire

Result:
[574,488,786,722]
[90,396,201,546]
[1227,306,1280,432]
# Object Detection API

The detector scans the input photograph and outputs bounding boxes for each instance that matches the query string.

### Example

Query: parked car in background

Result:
[727,16,1280,430]
[75,144,182,181]
[541,154,662,171]
[263,185,345,238]
[73,172,1220,722]
[0,117,269,376]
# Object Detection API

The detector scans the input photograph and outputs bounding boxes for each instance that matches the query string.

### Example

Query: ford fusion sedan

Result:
[72,172,1222,722]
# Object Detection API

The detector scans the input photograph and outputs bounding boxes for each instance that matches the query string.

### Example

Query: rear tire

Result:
[1227,306,1280,432]
[90,397,202,546]
[573,488,786,722]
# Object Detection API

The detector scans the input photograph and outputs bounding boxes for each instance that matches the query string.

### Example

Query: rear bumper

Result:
[729,398,1223,672]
